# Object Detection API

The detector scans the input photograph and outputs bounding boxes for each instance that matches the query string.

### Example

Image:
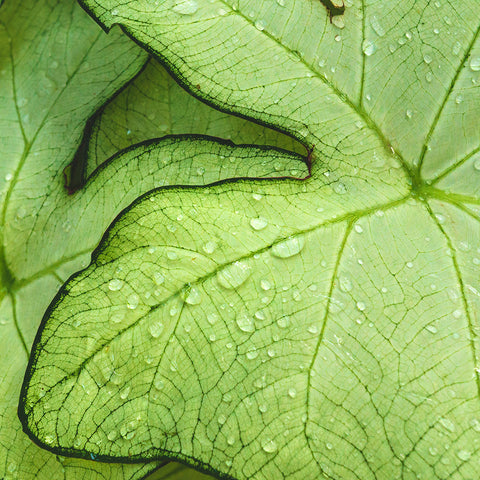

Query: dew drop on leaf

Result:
[469,56,480,71]
[217,261,251,288]
[261,438,277,453]
[108,279,124,291]
[250,217,268,230]
[271,236,305,258]
[172,0,198,15]
[236,314,255,333]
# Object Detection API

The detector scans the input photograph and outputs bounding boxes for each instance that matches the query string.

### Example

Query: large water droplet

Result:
[236,314,255,332]
[469,56,480,71]
[271,236,305,258]
[362,40,376,56]
[183,285,202,305]
[172,0,198,15]
[261,438,277,453]
[250,217,268,230]
[217,261,251,289]
[149,321,164,338]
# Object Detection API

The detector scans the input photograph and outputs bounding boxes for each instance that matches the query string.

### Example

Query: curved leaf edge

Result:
[18,136,309,476]
[75,0,314,166]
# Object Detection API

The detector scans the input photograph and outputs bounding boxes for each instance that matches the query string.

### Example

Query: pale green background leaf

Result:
[82,58,304,179]
[24,0,480,479]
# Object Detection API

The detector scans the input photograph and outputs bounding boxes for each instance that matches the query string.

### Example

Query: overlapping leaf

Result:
[78,58,303,181]
[1,0,304,479]
[21,1,480,480]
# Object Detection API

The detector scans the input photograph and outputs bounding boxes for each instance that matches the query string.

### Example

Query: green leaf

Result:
[20,1,480,480]
[79,58,304,180]
[1,3,303,477]
[0,0,160,477]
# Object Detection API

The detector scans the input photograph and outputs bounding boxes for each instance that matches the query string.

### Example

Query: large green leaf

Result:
[78,58,304,181]
[0,0,160,478]
[0,3,304,478]
[21,1,480,479]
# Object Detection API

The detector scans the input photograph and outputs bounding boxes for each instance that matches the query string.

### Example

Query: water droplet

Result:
[167,250,178,260]
[356,301,366,312]
[362,40,376,56]
[473,158,480,171]
[405,109,413,119]
[5,173,13,181]
[370,15,385,36]
[203,241,217,254]
[207,312,218,324]
[255,20,266,31]
[149,322,164,338]
[183,286,202,305]
[308,325,318,334]
[120,422,136,440]
[255,310,266,320]
[288,388,297,398]
[108,279,124,291]
[218,414,227,424]
[250,217,268,230]
[261,438,277,453]
[119,386,130,399]
[271,236,305,258]
[236,314,255,333]
[227,435,235,445]
[246,347,258,360]
[439,418,455,432]
[172,0,198,15]
[277,316,290,328]
[326,442,333,450]
[469,56,480,71]
[339,276,352,292]
[425,71,433,83]
[425,325,437,334]
[456,450,471,461]
[252,193,263,201]
[45,435,54,445]
[127,293,140,310]
[406,261,413,268]
[455,94,463,104]
[260,279,272,290]
[217,261,251,289]
[428,446,438,456]
[333,182,347,194]
[259,403,268,413]
[354,224,363,234]
[107,430,118,441]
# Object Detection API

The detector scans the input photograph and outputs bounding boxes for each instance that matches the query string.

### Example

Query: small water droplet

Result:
[405,109,413,119]
[127,293,140,310]
[425,325,438,334]
[227,435,235,445]
[172,0,198,15]
[108,279,124,291]
[255,20,266,31]
[271,236,305,258]
[456,450,471,461]
[370,15,385,36]
[246,347,258,360]
[45,435,54,445]
[326,442,333,450]
[236,314,255,333]
[119,386,131,399]
[255,310,266,320]
[207,312,218,324]
[356,301,366,312]
[439,418,455,432]
[217,261,251,289]
[218,414,227,424]
[203,241,217,254]
[469,56,480,71]
[308,325,318,334]
[260,279,272,290]
[288,388,297,398]
[261,438,277,453]
[149,322,164,338]
[252,193,263,201]
[183,286,202,305]
[107,430,118,441]
[250,217,268,230]
[354,224,363,234]
[277,315,290,328]
[362,40,376,56]
[339,276,352,292]
[473,158,480,171]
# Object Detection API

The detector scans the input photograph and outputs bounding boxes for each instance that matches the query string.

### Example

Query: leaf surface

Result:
[80,58,304,180]
[21,1,480,479]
